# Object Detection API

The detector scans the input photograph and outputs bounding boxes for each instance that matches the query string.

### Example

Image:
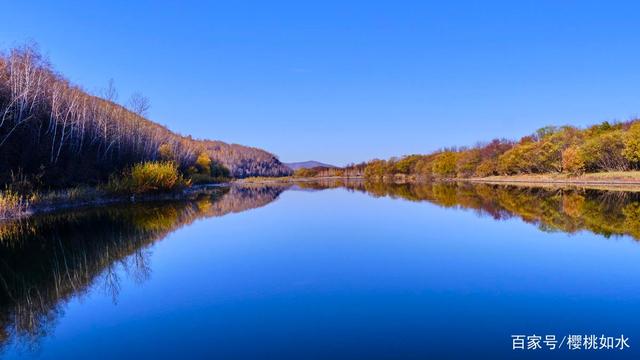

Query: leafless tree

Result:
[102,78,118,103]
[127,92,150,117]
[0,44,292,188]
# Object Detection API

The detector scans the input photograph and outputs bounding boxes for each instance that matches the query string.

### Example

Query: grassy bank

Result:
[0,183,231,221]
[465,171,640,185]
[438,171,640,192]
[0,161,232,221]
[240,171,640,188]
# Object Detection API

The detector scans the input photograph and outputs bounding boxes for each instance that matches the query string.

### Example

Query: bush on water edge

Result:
[186,153,231,184]
[0,160,237,219]
[108,161,191,195]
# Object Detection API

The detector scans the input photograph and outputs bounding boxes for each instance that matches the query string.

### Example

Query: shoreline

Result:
[453,179,640,192]
[461,178,640,186]
[7,172,640,222]
[0,183,231,222]
[241,173,640,188]
[457,173,640,190]
[238,176,364,184]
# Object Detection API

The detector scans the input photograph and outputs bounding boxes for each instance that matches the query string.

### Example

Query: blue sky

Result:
[2,1,640,165]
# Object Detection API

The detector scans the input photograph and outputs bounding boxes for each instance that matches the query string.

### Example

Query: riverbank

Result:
[239,176,364,184]
[244,172,640,192]
[0,183,230,221]
[462,171,640,187]
[446,171,640,192]
[241,172,640,188]
[14,171,640,222]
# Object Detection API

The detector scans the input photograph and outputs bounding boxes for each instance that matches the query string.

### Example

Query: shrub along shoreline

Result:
[0,182,231,221]
[0,160,231,220]
[7,169,640,221]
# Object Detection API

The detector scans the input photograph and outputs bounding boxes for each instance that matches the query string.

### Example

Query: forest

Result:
[0,44,291,193]
[357,120,640,180]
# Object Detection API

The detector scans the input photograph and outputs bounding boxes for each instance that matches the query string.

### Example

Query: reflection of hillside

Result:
[208,184,290,215]
[0,185,284,351]
[294,178,366,193]
[300,179,640,241]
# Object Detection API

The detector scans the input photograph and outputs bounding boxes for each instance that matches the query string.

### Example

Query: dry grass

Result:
[458,172,640,192]
[473,171,640,183]
[579,171,640,180]
[0,190,27,219]
[33,187,100,204]
[108,161,190,194]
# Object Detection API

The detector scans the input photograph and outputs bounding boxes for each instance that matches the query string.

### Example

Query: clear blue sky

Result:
[2,1,640,165]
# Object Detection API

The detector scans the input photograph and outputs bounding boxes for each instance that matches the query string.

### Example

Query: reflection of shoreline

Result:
[244,174,640,192]
[238,176,363,185]
[458,178,640,192]
[0,184,286,352]
[293,179,640,242]
[4,180,640,353]
[1,184,234,222]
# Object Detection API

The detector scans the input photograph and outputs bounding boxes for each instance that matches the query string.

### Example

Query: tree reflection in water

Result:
[0,185,287,352]
[2,180,640,352]
[299,179,640,240]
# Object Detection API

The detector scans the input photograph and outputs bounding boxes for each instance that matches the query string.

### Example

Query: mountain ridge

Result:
[284,161,337,170]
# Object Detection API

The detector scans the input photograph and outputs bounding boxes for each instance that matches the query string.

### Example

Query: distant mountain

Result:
[284,161,337,170]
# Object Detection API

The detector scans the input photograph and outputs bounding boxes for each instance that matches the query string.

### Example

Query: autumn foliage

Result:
[108,161,190,194]
[0,44,290,191]
[361,121,640,180]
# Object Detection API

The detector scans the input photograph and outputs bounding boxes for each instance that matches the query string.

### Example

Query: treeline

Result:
[293,162,366,178]
[0,44,290,190]
[360,121,640,180]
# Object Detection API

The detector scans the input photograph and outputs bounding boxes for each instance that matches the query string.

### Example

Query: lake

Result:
[1,181,639,359]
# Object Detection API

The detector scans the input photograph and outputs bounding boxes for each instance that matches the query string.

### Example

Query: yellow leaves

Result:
[293,168,318,178]
[562,193,585,218]
[431,152,459,178]
[580,130,628,171]
[195,152,212,174]
[109,161,189,194]
[561,145,584,175]
[622,122,640,163]
[361,119,640,180]
[475,159,497,177]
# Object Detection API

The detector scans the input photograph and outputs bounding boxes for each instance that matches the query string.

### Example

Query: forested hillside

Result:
[361,120,640,180]
[284,161,336,170]
[0,45,290,189]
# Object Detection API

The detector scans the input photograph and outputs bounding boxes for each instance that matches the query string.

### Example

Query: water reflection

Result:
[0,185,287,352]
[300,179,640,241]
[3,180,640,354]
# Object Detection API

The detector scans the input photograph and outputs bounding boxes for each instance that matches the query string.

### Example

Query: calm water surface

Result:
[1,181,640,359]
